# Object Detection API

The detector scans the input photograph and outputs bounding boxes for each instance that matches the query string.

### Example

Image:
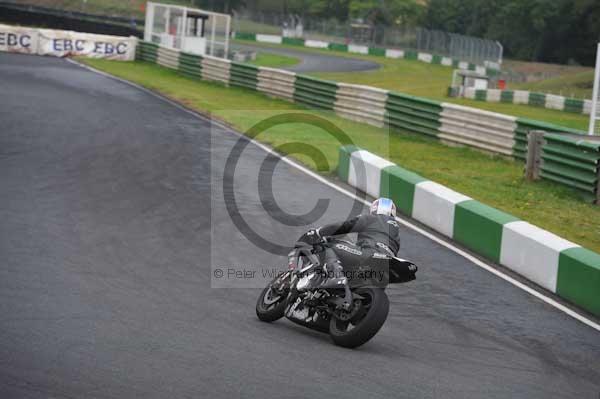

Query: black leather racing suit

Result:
[317,214,401,285]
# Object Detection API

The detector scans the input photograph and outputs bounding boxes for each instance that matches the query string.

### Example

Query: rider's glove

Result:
[298,228,322,245]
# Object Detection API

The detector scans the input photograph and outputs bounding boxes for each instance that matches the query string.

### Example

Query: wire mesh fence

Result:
[233,11,503,65]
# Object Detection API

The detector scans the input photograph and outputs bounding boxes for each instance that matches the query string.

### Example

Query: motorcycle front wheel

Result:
[329,287,389,348]
[255,277,289,322]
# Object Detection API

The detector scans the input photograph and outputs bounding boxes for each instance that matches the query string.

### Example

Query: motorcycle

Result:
[255,237,417,348]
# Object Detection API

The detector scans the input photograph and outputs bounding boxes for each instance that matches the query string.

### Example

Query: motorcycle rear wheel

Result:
[329,287,389,348]
[256,284,288,322]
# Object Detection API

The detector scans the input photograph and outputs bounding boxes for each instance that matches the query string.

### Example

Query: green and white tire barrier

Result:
[438,103,517,156]
[234,32,499,77]
[334,83,388,128]
[136,41,596,199]
[294,75,338,110]
[202,56,231,85]
[256,67,297,101]
[463,87,593,116]
[338,146,600,316]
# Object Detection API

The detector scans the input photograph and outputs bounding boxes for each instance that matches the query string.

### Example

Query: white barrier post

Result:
[589,43,600,136]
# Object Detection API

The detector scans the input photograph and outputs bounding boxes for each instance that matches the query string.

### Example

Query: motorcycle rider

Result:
[298,197,401,287]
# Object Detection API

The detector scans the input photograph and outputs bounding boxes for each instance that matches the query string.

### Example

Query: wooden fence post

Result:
[525,130,545,181]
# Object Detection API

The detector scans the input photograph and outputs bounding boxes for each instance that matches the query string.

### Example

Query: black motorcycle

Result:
[256,238,417,348]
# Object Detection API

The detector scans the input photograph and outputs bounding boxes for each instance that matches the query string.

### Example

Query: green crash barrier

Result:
[178,52,202,79]
[368,47,386,57]
[557,248,600,316]
[235,32,256,41]
[338,145,359,182]
[229,62,259,90]
[528,92,546,107]
[294,75,338,111]
[564,98,584,114]
[475,90,487,101]
[338,146,600,316]
[453,200,520,262]
[328,43,348,52]
[282,37,304,46]
[500,90,514,103]
[137,42,158,63]
[379,165,426,216]
[385,92,442,138]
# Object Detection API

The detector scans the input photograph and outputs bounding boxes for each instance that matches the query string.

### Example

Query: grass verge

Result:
[234,39,590,131]
[247,52,300,68]
[78,58,600,253]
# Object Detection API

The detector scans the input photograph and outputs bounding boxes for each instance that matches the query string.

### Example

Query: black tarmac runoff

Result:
[234,42,380,72]
[1,52,599,399]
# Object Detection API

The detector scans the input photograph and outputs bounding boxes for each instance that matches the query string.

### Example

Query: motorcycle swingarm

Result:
[325,291,364,309]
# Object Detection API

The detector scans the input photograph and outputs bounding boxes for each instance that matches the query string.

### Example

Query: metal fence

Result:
[233,11,503,65]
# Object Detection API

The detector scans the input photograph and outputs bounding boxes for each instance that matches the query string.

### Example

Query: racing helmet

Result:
[370,197,397,217]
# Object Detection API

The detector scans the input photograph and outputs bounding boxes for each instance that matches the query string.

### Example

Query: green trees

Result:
[423,0,600,65]
[234,0,599,65]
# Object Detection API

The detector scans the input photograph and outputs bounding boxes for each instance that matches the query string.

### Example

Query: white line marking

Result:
[68,58,600,332]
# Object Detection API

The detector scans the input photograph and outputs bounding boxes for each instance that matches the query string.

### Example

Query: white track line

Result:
[68,58,600,332]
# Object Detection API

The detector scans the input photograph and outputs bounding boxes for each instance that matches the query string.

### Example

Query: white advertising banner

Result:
[0,24,137,60]
[37,29,137,60]
[0,24,38,54]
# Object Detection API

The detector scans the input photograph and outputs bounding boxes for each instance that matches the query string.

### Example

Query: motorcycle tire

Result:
[256,285,287,322]
[328,287,389,348]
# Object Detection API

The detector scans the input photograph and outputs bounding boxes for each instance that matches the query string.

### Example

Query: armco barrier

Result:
[464,87,592,116]
[540,134,600,200]
[236,31,500,77]
[338,145,600,316]
[513,118,585,161]
[135,41,596,200]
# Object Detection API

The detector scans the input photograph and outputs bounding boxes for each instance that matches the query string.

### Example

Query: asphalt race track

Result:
[1,52,599,399]
[233,43,380,72]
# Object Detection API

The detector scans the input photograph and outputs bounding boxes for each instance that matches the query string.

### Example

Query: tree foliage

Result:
[233,0,599,65]
[423,0,600,65]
